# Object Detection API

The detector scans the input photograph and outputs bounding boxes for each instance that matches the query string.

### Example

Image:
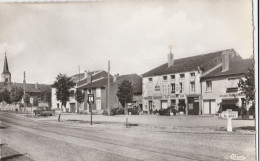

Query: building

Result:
[201,58,254,115]
[142,49,241,115]
[0,53,51,110]
[51,70,109,113]
[78,73,142,113]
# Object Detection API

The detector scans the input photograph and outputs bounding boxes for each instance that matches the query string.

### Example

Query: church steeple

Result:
[1,52,11,83]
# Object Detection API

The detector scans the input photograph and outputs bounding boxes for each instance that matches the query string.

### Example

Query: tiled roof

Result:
[142,49,238,77]
[0,82,51,93]
[201,59,254,79]
[77,70,112,86]
[79,73,142,94]
[115,74,142,94]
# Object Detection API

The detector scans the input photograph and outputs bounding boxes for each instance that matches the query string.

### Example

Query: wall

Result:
[142,70,201,113]
[201,75,245,114]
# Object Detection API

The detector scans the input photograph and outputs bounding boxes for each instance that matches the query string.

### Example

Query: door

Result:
[70,103,76,113]
[203,100,216,115]
[96,100,101,110]
[161,100,168,109]
[203,100,210,115]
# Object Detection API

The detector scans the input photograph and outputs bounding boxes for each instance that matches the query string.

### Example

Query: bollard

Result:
[227,118,232,132]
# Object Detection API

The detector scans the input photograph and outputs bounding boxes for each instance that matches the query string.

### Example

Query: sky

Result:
[0,0,254,84]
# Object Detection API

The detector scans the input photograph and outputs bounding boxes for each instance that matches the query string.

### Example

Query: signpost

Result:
[221,109,238,132]
[88,94,94,125]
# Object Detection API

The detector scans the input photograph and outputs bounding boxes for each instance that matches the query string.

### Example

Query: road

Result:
[0,112,255,161]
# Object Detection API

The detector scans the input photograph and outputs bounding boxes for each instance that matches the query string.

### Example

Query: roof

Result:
[79,73,142,94]
[0,82,51,93]
[142,49,238,77]
[2,53,11,75]
[201,59,254,79]
[77,70,111,86]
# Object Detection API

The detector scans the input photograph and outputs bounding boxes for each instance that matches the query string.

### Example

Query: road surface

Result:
[0,112,255,161]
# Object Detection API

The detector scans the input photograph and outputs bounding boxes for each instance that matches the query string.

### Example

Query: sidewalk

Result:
[3,112,256,135]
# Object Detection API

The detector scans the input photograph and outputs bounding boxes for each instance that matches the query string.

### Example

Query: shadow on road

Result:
[1,153,27,161]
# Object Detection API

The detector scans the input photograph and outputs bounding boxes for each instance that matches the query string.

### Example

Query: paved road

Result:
[0,112,255,161]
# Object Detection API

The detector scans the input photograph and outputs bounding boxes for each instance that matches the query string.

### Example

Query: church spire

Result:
[1,52,11,83]
[3,52,10,74]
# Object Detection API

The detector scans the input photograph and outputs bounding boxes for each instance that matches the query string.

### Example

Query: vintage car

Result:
[33,107,55,116]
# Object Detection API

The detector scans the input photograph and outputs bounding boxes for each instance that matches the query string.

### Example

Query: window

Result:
[162,84,169,95]
[190,82,195,93]
[154,86,160,92]
[190,72,195,77]
[171,83,175,93]
[96,88,101,97]
[180,74,185,79]
[70,90,75,97]
[170,75,175,80]
[227,78,239,88]
[179,82,184,93]
[148,85,153,96]
[227,78,239,92]
[163,76,167,81]
[206,80,212,92]
[148,78,153,82]
[57,103,59,108]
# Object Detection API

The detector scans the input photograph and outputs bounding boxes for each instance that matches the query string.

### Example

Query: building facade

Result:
[142,49,241,115]
[79,73,142,113]
[201,58,254,115]
[51,70,109,113]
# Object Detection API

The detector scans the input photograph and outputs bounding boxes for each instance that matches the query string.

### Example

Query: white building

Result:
[201,58,254,115]
[142,49,241,115]
[51,70,108,113]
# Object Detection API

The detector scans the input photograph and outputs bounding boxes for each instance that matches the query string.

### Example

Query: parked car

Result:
[34,107,55,116]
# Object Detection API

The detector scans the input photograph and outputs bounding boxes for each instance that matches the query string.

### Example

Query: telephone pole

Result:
[78,65,80,113]
[107,60,110,115]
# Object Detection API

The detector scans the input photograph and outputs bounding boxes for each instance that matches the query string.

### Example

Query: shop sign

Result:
[179,94,185,98]
[219,93,245,98]
[221,110,238,119]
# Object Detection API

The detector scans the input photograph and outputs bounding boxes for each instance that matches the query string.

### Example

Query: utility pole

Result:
[23,71,27,114]
[78,65,80,113]
[107,60,110,115]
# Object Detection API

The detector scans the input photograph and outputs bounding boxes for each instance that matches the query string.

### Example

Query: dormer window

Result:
[163,76,167,81]
[170,75,175,80]
[180,74,185,79]
[148,78,153,82]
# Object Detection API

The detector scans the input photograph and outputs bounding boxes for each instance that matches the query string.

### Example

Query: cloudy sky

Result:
[0,0,254,84]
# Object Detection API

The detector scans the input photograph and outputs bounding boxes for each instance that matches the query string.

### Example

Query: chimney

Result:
[168,51,174,67]
[168,45,174,67]
[113,74,119,82]
[87,71,92,83]
[35,83,38,89]
[84,70,88,78]
[221,52,229,72]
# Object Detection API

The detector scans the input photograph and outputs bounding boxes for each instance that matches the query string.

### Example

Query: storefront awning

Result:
[221,99,239,105]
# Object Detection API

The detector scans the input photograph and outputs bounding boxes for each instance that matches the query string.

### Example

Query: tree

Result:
[2,88,12,105]
[0,91,3,103]
[238,66,255,116]
[117,80,133,109]
[53,73,75,122]
[75,89,85,113]
[41,90,52,106]
[10,85,24,105]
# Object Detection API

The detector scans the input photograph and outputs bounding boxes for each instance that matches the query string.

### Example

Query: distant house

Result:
[142,49,242,115]
[51,70,109,113]
[201,58,254,115]
[0,54,51,110]
[78,73,142,113]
